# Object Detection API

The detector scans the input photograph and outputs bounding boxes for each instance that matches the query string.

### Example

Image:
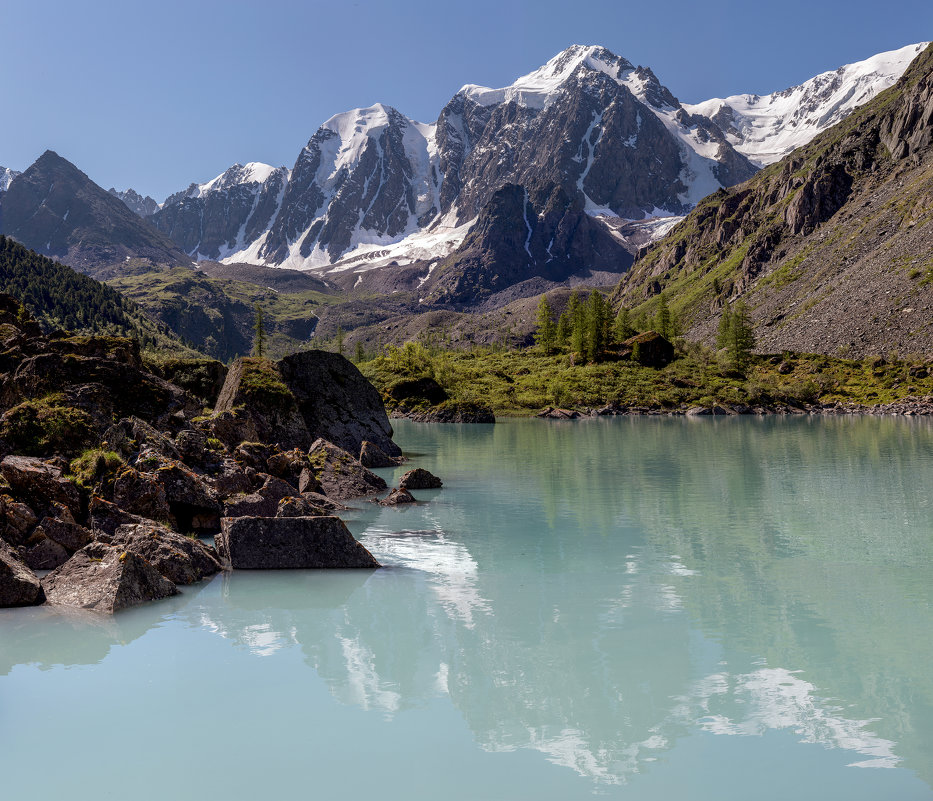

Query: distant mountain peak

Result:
[109,187,160,217]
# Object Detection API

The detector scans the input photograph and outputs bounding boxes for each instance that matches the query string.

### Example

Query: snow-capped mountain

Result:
[155,45,757,273]
[151,162,289,260]
[0,166,20,193]
[109,187,160,217]
[151,42,925,283]
[684,42,929,166]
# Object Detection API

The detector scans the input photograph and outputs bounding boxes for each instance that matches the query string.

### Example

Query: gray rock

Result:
[215,516,381,569]
[359,440,403,468]
[399,468,443,490]
[113,467,175,527]
[111,522,220,585]
[278,350,401,457]
[222,473,301,518]
[0,540,45,606]
[23,534,70,570]
[378,487,417,506]
[0,494,38,546]
[37,516,93,552]
[42,542,178,613]
[309,438,387,500]
[0,455,82,518]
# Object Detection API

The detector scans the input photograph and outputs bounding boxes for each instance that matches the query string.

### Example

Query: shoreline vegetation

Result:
[355,334,933,420]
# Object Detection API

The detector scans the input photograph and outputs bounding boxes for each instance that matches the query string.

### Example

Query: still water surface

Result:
[2,417,933,799]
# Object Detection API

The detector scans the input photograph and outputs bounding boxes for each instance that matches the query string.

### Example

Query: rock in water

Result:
[0,540,45,607]
[378,487,417,506]
[399,468,443,490]
[42,542,178,613]
[110,522,221,585]
[359,440,403,468]
[215,516,381,569]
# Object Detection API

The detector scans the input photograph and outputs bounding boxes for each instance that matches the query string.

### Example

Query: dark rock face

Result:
[278,350,401,457]
[308,438,387,500]
[23,534,70,570]
[0,150,189,276]
[0,540,45,606]
[0,494,38,546]
[36,516,93,552]
[398,468,443,490]
[214,515,381,569]
[42,542,178,613]
[623,331,675,367]
[151,165,289,260]
[423,182,632,307]
[222,473,302,518]
[113,467,174,526]
[0,456,82,519]
[110,522,220,585]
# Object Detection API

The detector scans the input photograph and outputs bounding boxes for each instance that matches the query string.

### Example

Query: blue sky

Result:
[2,0,930,200]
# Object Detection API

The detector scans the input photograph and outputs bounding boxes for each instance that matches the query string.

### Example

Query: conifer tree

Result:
[585,291,609,362]
[253,303,266,358]
[336,325,345,356]
[613,306,635,343]
[556,312,571,346]
[535,295,557,355]
[717,301,756,372]
[654,293,673,339]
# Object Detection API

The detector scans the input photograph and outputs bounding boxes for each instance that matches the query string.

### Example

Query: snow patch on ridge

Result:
[684,42,929,166]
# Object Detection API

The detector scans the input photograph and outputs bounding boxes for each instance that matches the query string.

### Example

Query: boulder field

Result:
[0,295,442,613]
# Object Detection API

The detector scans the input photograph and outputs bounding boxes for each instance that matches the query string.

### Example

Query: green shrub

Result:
[1,395,95,456]
[69,448,125,491]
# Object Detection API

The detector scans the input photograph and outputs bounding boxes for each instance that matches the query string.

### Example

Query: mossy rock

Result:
[0,395,96,457]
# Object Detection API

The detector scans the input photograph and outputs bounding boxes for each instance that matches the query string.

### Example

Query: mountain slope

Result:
[0,167,19,193]
[685,42,929,167]
[614,43,933,357]
[0,234,192,351]
[0,151,190,277]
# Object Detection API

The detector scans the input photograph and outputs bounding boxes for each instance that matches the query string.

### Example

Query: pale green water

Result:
[2,417,933,800]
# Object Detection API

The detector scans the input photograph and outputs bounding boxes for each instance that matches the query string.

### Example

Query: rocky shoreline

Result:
[0,295,442,613]
[537,397,933,419]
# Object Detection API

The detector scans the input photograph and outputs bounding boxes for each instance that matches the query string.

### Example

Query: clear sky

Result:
[2,0,930,201]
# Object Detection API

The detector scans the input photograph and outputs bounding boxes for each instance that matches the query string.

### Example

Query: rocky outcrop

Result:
[0,540,45,606]
[0,456,82,519]
[278,350,400,457]
[398,468,443,490]
[214,515,381,569]
[110,522,220,585]
[42,542,178,613]
[308,438,387,500]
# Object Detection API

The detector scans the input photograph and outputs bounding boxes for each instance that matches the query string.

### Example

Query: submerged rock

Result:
[215,515,381,569]
[0,540,46,606]
[42,542,177,613]
[399,468,443,490]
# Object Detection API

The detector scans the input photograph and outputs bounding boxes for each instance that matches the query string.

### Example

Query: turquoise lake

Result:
[2,416,933,799]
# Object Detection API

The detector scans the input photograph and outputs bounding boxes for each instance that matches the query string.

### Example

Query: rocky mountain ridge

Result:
[109,187,160,217]
[615,43,933,357]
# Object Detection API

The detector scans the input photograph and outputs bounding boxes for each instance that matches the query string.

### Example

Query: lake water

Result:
[2,417,933,800]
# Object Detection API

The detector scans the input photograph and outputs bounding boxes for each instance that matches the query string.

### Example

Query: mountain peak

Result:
[459,44,635,109]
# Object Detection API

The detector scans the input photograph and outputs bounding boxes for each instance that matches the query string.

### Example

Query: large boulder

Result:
[0,494,38,545]
[0,540,45,606]
[308,438,387,500]
[112,467,174,526]
[277,350,400,457]
[378,487,417,506]
[212,358,310,449]
[0,455,81,518]
[622,331,675,368]
[222,473,301,518]
[215,515,381,569]
[42,542,178,613]
[110,522,221,585]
